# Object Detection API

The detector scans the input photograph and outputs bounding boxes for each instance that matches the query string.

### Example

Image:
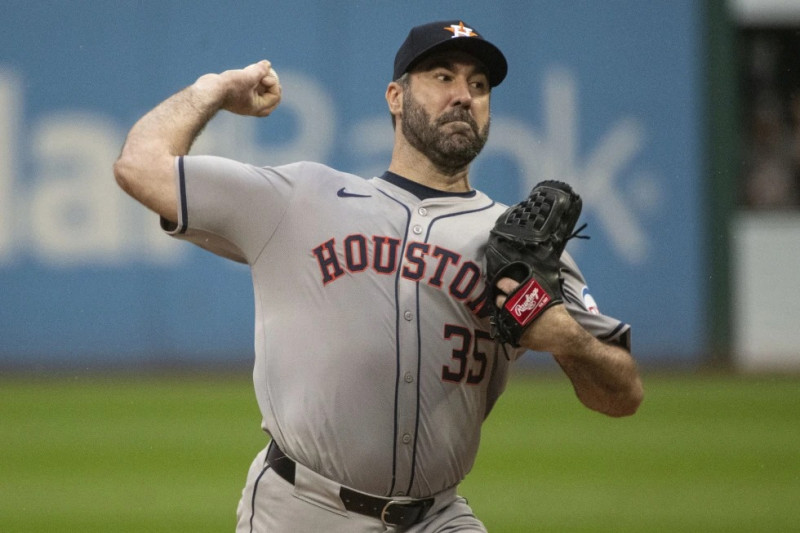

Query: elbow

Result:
[112,151,178,222]
[602,379,644,418]
[113,153,136,195]
[604,399,642,418]
[578,376,644,418]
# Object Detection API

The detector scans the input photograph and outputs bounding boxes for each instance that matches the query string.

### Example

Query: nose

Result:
[450,77,473,109]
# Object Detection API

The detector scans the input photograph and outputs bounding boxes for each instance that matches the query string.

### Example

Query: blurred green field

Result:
[1,371,799,532]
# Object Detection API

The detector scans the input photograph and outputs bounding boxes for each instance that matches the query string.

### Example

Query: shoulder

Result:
[263,161,368,191]
[559,250,582,275]
[471,188,511,213]
[473,191,512,225]
[272,161,361,181]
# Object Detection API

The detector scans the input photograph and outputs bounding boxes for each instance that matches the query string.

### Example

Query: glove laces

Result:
[567,223,590,241]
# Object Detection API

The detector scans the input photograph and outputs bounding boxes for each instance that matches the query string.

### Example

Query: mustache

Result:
[436,109,479,132]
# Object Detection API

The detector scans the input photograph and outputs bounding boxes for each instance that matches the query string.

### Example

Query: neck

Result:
[388,144,472,193]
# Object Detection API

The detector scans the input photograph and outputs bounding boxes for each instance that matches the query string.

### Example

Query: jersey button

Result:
[418,207,428,216]
[403,310,413,321]
[412,225,423,235]
[402,433,412,444]
[404,372,414,383]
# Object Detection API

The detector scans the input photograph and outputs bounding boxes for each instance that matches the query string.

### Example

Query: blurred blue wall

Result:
[0,1,703,367]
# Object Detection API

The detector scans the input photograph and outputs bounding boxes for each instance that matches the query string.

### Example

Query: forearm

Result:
[521,306,643,417]
[552,329,643,417]
[129,80,225,158]
[114,78,226,221]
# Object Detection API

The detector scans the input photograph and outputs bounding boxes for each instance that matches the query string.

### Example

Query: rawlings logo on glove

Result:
[484,180,584,347]
[507,278,551,324]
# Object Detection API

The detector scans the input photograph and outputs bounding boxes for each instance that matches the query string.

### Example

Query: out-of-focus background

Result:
[1,1,799,531]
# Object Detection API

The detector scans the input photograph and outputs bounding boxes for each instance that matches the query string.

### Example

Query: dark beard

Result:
[401,90,490,174]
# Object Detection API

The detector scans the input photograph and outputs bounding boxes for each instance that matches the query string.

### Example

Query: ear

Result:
[385,81,403,118]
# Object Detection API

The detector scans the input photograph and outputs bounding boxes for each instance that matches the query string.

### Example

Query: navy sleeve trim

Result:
[599,322,631,350]
[177,156,189,234]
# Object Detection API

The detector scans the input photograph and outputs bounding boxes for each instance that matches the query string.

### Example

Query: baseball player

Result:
[114,19,642,532]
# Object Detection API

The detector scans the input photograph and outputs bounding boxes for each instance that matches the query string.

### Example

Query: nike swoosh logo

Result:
[337,187,371,198]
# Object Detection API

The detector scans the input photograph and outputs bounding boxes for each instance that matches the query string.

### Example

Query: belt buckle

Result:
[380,499,413,527]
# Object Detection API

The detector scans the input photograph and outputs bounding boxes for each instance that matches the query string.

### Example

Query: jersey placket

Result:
[390,203,430,497]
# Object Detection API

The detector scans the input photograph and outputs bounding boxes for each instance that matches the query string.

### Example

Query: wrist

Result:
[520,304,593,356]
[551,323,596,360]
[190,73,228,109]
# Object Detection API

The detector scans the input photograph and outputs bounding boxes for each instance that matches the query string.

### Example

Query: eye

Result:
[435,71,454,82]
[470,79,489,94]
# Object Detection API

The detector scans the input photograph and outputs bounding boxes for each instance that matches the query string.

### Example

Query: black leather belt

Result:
[266,442,434,527]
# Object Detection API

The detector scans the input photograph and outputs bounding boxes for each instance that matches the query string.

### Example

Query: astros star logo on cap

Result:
[444,21,478,38]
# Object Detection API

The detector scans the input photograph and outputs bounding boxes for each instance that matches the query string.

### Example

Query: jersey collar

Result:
[379,171,477,200]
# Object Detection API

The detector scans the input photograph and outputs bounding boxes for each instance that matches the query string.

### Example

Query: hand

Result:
[494,276,578,354]
[195,60,282,117]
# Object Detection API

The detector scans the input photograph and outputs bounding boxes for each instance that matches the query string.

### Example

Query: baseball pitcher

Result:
[114,19,643,533]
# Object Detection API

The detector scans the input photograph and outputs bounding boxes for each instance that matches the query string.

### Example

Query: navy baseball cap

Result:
[393,20,508,87]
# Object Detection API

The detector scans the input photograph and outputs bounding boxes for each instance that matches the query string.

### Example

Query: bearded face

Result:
[400,86,490,173]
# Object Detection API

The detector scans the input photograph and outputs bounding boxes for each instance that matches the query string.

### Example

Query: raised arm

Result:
[113,60,282,222]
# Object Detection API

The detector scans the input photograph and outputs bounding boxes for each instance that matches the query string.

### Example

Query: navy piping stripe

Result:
[424,201,497,229]
[378,189,412,496]
[177,156,189,234]
[405,273,423,495]
[249,462,271,533]
[599,322,627,341]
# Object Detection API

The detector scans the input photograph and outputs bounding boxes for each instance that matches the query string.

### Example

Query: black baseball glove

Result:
[484,181,584,347]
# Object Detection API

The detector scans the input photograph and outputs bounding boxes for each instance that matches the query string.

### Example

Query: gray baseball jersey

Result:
[163,155,630,499]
